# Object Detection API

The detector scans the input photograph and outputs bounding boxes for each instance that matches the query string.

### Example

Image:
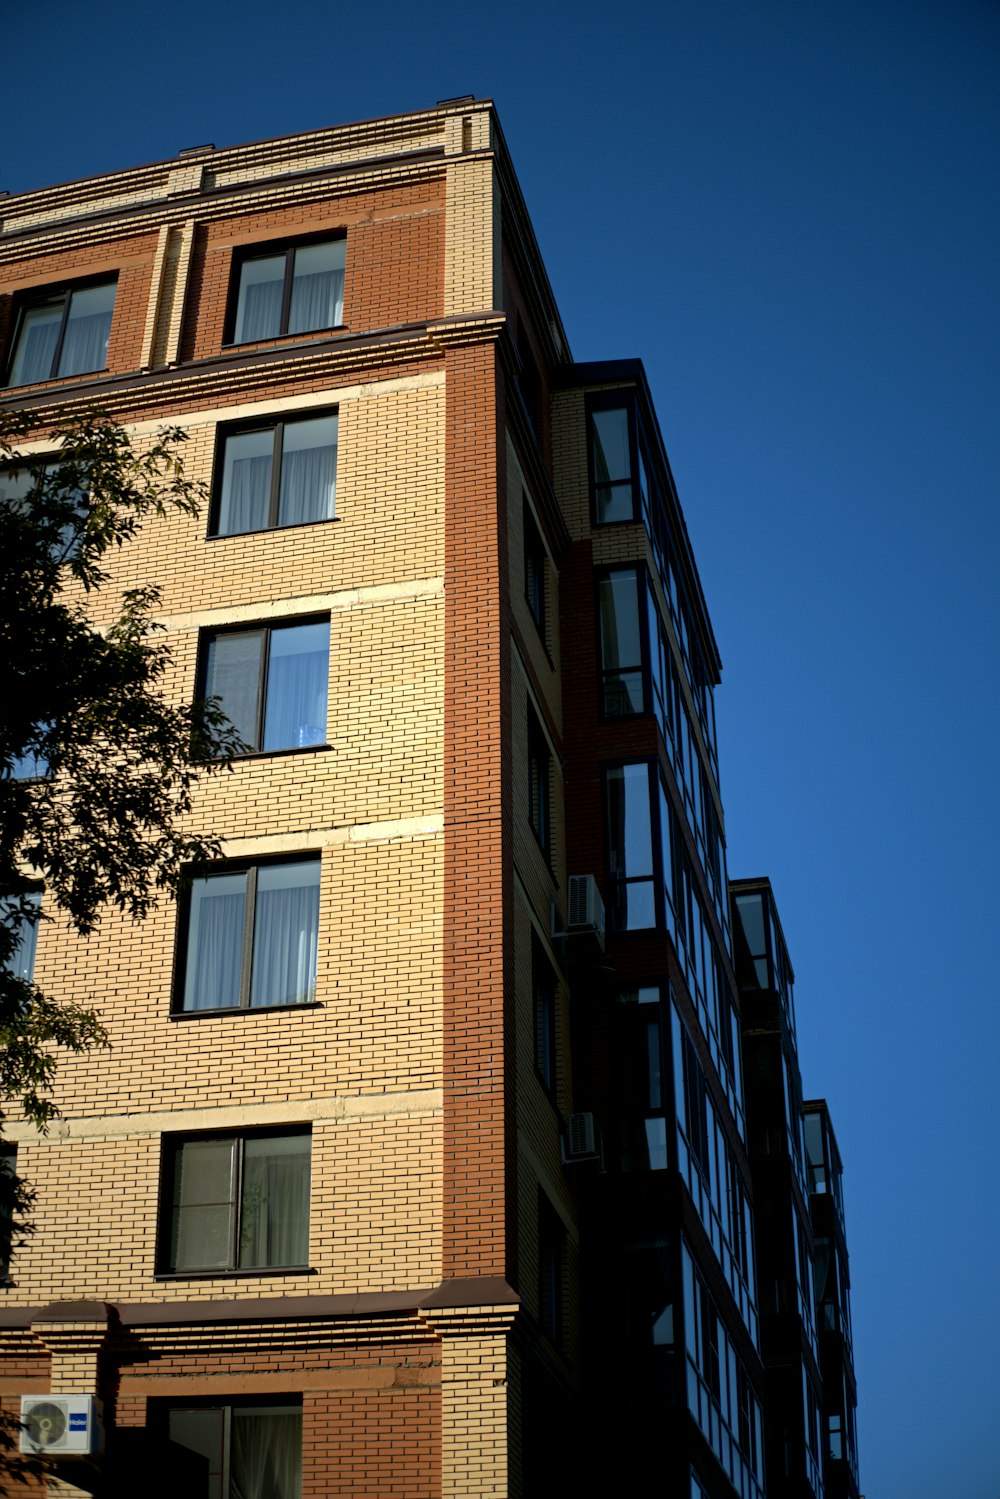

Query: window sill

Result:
[170,1001,323,1021]
[207,516,340,541]
[222,326,346,352]
[154,1265,315,1281]
[203,743,333,766]
[4,366,109,393]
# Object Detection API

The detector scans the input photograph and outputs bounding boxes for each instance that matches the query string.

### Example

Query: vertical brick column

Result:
[420,1305,518,1499]
[442,338,511,1281]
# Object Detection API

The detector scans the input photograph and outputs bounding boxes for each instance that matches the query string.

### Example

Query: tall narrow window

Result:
[538,1193,564,1344]
[523,499,547,638]
[598,569,645,715]
[161,1130,310,1273]
[606,763,656,930]
[589,405,634,523]
[178,858,320,1013]
[231,239,345,344]
[202,618,329,755]
[213,413,338,536]
[527,707,551,856]
[6,278,117,387]
[532,932,557,1092]
[1,893,41,980]
[0,1145,16,1278]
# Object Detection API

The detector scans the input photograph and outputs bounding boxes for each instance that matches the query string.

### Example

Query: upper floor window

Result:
[1,892,41,981]
[201,618,329,756]
[531,932,557,1094]
[176,857,320,1013]
[6,277,117,387]
[230,239,345,345]
[159,1128,310,1274]
[590,404,635,524]
[212,412,338,537]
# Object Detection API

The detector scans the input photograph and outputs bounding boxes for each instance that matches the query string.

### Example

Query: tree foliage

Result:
[0,412,242,1281]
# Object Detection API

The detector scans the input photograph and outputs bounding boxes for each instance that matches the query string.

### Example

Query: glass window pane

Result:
[59,281,115,377]
[231,1407,302,1499]
[172,1139,235,1270]
[263,622,329,751]
[591,408,633,522]
[600,571,645,714]
[249,861,320,1007]
[235,254,285,343]
[240,1135,310,1268]
[183,871,246,1011]
[205,633,264,750]
[218,428,274,536]
[167,1408,225,1499]
[288,241,345,333]
[2,892,41,981]
[8,299,63,386]
[278,414,338,526]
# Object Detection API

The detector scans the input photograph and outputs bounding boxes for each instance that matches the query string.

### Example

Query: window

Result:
[161,1398,301,1499]
[589,404,635,523]
[202,618,329,754]
[1,892,41,980]
[537,1193,564,1344]
[598,570,645,715]
[523,499,547,638]
[532,932,557,1092]
[6,278,116,387]
[619,985,668,1172]
[527,706,550,855]
[160,1129,310,1273]
[231,239,345,344]
[177,858,320,1013]
[0,1146,16,1278]
[212,412,338,537]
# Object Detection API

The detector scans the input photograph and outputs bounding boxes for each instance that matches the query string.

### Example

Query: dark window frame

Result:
[209,409,339,538]
[522,496,547,641]
[4,274,118,388]
[155,1394,302,1498]
[225,234,346,347]
[531,931,557,1095]
[527,705,551,858]
[596,564,651,721]
[172,853,321,1016]
[537,1191,565,1346]
[198,614,330,758]
[586,390,642,528]
[157,1126,311,1276]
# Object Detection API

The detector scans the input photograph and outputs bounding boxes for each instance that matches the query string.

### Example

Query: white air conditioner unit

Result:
[562,1111,602,1164]
[20,1395,104,1457]
[566,875,605,950]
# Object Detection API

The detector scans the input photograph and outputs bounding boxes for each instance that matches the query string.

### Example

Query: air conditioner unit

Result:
[19,1395,104,1457]
[562,1111,602,1164]
[566,875,606,950]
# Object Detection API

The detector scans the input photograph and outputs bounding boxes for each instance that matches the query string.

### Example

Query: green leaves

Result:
[0,413,242,1259]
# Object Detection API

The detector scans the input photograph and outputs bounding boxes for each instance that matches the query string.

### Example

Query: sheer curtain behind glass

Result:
[279,416,337,525]
[234,256,285,343]
[8,303,61,385]
[219,431,273,535]
[288,242,344,333]
[263,623,329,750]
[184,873,245,1010]
[249,862,320,1007]
[230,1407,302,1499]
[59,282,115,377]
[239,1135,310,1268]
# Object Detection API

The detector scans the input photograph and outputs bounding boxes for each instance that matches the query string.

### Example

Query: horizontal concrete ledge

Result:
[0,1277,518,1330]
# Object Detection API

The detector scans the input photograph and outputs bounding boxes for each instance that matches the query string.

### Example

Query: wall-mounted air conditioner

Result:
[566,875,606,951]
[562,1111,602,1165]
[19,1395,104,1457]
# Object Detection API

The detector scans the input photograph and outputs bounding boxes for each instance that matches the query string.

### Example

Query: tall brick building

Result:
[0,99,857,1497]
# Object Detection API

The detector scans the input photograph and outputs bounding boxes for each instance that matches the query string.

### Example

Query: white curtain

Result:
[230,1409,302,1499]
[249,866,320,1007]
[239,1137,310,1268]
[279,444,336,526]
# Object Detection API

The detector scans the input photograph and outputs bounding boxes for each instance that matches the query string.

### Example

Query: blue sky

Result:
[6,1,999,1494]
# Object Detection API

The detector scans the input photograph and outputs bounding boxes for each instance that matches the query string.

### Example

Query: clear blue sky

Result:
[6,2,999,1494]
